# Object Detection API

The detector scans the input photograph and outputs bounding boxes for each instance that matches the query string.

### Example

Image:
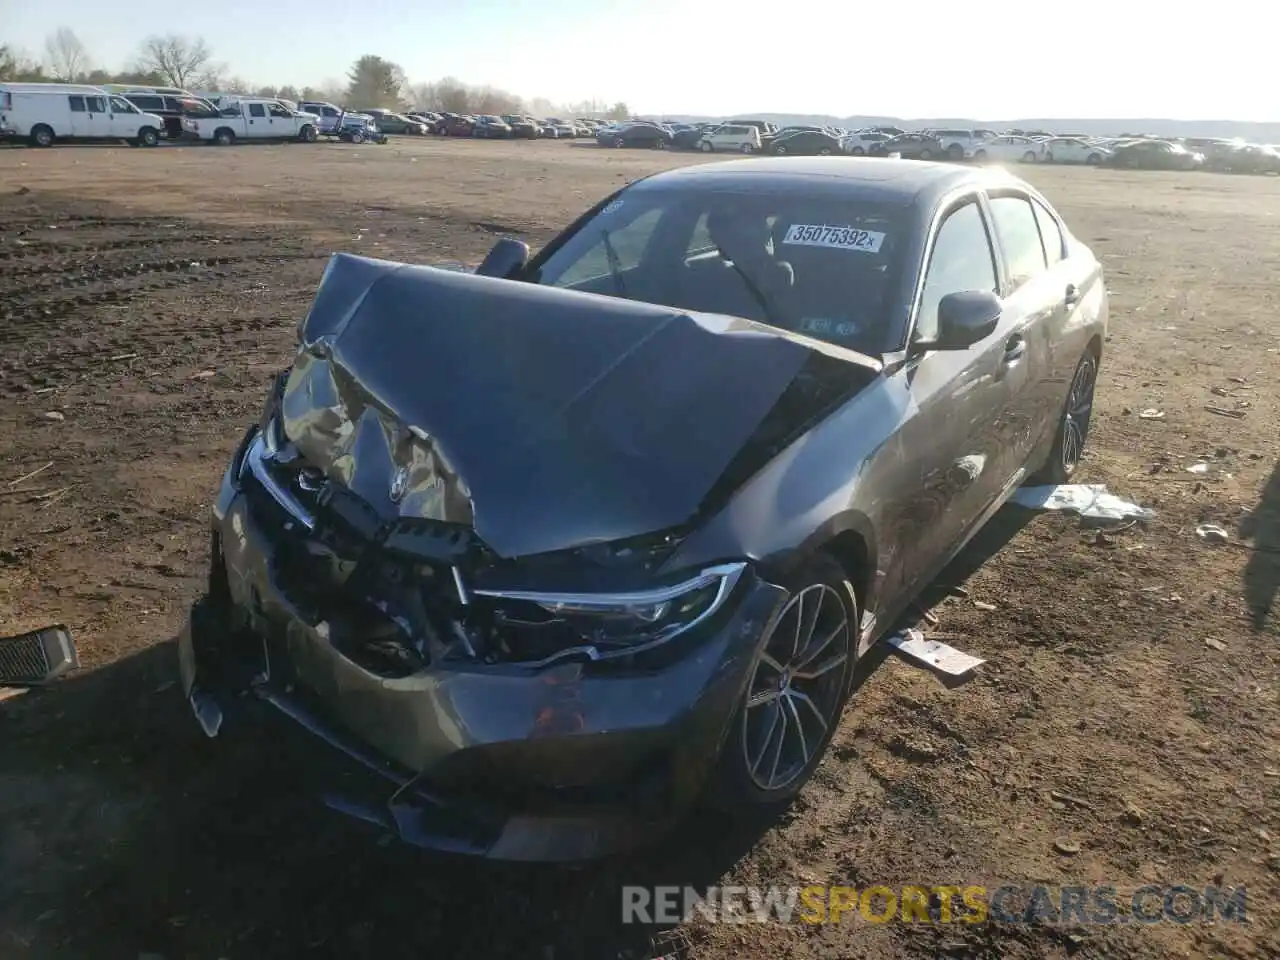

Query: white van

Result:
[0,82,166,147]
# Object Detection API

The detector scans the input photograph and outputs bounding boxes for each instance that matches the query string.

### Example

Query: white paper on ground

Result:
[887,628,986,677]
[1011,483,1155,521]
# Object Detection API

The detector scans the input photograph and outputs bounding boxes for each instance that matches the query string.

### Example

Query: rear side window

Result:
[917,201,998,341]
[68,95,86,112]
[1031,199,1064,265]
[248,103,266,118]
[988,195,1047,291]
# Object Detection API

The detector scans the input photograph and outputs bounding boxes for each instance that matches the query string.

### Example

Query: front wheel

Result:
[1023,150,1037,163]
[136,126,160,147]
[214,128,235,146]
[706,553,857,813]
[299,125,317,143]
[740,143,754,154]
[700,141,713,152]
[973,149,988,163]
[1031,351,1098,484]
[850,146,865,156]
[918,148,932,160]
[30,124,54,148]
[947,143,965,161]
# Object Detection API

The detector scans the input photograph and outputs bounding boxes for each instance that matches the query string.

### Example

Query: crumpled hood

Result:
[281,253,875,559]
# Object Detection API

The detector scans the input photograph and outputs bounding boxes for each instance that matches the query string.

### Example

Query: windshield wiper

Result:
[599,228,628,298]
[719,253,783,329]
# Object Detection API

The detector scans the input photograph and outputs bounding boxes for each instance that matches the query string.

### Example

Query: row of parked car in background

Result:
[592,118,1280,174]
[4,81,1278,175]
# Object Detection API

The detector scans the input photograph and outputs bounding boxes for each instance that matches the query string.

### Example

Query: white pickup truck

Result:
[189,98,319,146]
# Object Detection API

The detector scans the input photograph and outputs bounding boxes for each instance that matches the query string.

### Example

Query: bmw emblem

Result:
[389,466,410,504]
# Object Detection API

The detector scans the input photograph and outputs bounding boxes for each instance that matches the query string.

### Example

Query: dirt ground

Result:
[0,137,1277,960]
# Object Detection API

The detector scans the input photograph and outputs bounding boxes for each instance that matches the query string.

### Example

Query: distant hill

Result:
[646,113,1280,141]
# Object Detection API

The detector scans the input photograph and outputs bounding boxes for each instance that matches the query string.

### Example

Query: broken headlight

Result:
[474,562,746,658]
[258,371,289,455]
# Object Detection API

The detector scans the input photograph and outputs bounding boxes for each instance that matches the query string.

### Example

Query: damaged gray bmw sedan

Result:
[178,158,1107,860]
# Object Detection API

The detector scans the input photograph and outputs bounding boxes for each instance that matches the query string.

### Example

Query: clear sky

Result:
[3,0,1269,120]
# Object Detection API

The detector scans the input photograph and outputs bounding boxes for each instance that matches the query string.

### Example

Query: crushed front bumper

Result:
[177,452,786,861]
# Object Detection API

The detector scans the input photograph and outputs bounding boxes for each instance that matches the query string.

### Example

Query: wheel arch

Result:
[768,511,878,616]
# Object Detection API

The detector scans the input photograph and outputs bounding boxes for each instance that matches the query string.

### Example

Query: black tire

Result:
[299,124,317,143]
[700,141,713,153]
[1087,153,1102,165]
[137,126,160,148]
[918,148,932,160]
[1031,350,1099,484]
[30,124,54,148]
[740,143,754,154]
[614,137,625,148]
[214,128,235,147]
[775,145,787,155]
[973,149,988,163]
[706,552,857,814]
[1023,150,1037,163]
[947,143,965,161]
[350,129,365,144]
[851,146,865,155]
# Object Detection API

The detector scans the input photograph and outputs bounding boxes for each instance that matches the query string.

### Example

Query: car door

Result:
[267,100,296,137]
[890,195,1012,598]
[69,94,110,138]
[243,101,268,138]
[981,190,1058,481]
[107,95,145,138]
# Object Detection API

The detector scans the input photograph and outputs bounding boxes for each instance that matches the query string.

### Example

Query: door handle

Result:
[1003,335,1026,363]
[1064,283,1080,307]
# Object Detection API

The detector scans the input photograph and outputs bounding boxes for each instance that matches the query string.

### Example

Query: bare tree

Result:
[44,28,90,81]
[0,44,46,81]
[135,34,213,88]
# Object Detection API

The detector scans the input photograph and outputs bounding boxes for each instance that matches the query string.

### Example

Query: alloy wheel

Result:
[1061,356,1097,472]
[741,583,850,791]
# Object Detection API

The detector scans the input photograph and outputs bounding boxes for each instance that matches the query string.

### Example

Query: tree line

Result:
[0,30,630,120]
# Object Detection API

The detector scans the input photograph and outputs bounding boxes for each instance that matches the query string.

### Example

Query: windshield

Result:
[528,188,904,355]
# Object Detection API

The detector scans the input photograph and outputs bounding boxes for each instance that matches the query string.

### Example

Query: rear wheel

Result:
[1023,150,1037,163]
[850,146,865,155]
[973,149,988,162]
[700,141,713,152]
[918,148,932,160]
[30,124,54,148]
[947,143,965,160]
[707,553,857,813]
[740,143,754,154]
[1031,351,1098,484]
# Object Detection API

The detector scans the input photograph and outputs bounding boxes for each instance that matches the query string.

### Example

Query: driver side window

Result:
[915,200,998,341]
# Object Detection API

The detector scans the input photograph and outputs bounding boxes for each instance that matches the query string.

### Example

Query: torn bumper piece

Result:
[177,486,787,861]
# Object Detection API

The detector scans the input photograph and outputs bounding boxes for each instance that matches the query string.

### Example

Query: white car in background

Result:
[698,123,762,154]
[1041,137,1111,165]
[927,128,999,160]
[971,135,1049,164]
[840,131,891,155]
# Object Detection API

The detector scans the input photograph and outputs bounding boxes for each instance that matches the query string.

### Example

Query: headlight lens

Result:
[475,562,746,655]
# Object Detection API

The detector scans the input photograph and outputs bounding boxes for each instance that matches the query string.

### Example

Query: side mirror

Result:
[915,290,1002,353]
[476,237,530,279]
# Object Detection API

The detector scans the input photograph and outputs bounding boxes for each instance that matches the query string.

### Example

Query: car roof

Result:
[628,157,1018,207]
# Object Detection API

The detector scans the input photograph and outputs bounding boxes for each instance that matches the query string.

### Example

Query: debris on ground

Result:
[1138,408,1166,420]
[973,600,998,611]
[1186,462,1210,475]
[1204,638,1228,651]
[43,411,65,421]
[1196,524,1230,544]
[1011,484,1155,521]
[1052,837,1082,855]
[1205,404,1247,419]
[887,628,985,680]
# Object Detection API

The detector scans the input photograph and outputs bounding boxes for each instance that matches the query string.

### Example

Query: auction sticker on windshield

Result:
[782,224,885,253]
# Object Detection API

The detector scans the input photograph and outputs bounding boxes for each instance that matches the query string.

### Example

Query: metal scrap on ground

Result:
[1011,483,1155,521]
